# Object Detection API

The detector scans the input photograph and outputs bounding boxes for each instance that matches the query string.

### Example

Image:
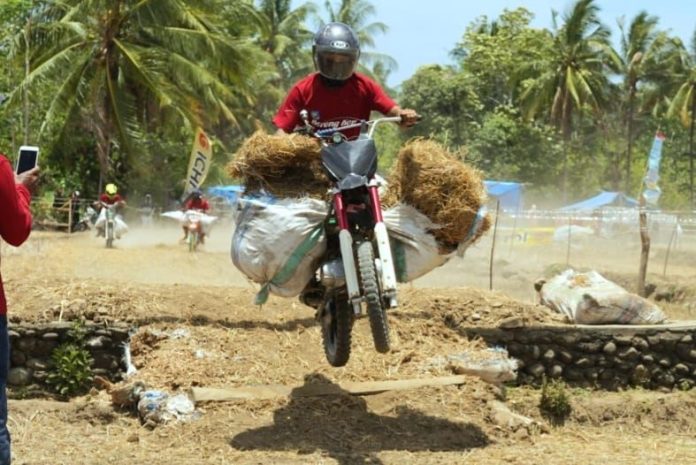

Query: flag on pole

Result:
[183,128,213,198]
[642,130,666,205]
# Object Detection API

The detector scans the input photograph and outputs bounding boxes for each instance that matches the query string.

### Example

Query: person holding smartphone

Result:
[0,150,39,464]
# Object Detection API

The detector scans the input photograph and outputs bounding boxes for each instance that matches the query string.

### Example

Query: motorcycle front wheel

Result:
[357,241,390,353]
[188,230,198,252]
[321,293,353,367]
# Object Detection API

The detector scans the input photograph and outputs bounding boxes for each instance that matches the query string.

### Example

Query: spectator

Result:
[0,152,39,464]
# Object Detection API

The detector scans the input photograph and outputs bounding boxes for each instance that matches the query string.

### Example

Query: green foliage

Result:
[539,377,572,424]
[46,321,93,397]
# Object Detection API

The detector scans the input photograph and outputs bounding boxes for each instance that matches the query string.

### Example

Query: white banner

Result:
[184,128,213,195]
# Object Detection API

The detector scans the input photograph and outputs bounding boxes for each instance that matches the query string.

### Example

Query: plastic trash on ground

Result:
[536,269,666,325]
[137,390,197,426]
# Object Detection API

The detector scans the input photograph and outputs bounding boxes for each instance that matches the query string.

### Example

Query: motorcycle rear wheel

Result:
[357,241,390,353]
[321,294,353,367]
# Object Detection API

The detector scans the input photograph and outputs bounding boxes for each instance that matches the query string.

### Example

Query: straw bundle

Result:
[384,139,491,249]
[227,131,328,198]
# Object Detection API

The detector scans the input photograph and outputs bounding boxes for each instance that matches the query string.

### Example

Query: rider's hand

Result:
[398,109,419,127]
[15,166,40,193]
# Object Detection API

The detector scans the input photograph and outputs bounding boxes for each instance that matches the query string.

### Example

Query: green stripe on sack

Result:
[255,224,324,305]
[391,239,408,283]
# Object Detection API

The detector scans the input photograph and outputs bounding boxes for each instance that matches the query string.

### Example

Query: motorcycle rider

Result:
[180,188,210,244]
[95,183,127,238]
[273,22,418,138]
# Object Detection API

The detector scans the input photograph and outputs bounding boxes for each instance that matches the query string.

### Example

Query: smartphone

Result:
[16,145,39,174]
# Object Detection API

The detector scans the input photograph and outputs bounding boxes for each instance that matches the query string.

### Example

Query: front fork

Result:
[333,184,398,315]
[333,193,362,315]
[367,184,398,308]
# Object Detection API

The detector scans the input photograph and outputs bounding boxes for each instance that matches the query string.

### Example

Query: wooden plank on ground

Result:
[190,375,469,403]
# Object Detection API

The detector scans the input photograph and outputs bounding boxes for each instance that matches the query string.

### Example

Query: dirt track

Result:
[2,224,696,464]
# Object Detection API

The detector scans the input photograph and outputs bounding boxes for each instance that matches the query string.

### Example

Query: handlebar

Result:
[309,114,422,140]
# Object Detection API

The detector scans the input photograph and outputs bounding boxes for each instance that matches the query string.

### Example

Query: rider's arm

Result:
[273,85,303,134]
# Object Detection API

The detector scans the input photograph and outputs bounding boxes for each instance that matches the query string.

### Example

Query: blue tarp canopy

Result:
[206,185,244,203]
[484,181,523,210]
[560,191,638,211]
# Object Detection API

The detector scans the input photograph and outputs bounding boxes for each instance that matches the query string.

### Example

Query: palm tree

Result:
[668,29,696,207]
[520,0,618,199]
[322,0,397,82]
[5,0,262,181]
[257,0,316,88]
[618,12,680,194]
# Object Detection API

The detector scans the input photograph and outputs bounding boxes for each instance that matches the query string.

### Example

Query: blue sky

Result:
[295,0,696,87]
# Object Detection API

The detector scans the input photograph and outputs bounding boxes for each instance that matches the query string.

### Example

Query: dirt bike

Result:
[184,210,204,252]
[101,203,117,248]
[297,110,420,367]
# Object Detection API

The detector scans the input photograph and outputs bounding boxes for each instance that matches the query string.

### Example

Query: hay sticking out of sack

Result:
[384,139,491,248]
[227,131,328,198]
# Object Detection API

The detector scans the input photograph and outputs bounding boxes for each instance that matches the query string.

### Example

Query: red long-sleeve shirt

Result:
[0,154,33,315]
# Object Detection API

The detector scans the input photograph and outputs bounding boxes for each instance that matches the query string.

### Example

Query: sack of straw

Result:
[384,139,491,249]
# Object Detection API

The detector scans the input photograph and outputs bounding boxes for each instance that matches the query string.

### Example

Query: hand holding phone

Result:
[15,166,40,191]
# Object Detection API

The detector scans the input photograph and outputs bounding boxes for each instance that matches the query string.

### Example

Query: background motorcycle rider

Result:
[273,22,418,137]
[180,188,210,243]
[95,183,127,238]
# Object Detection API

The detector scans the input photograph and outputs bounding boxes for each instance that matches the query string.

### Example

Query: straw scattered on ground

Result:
[385,139,491,249]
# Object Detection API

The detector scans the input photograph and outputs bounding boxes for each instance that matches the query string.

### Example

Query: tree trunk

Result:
[689,91,695,208]
[23,20,31,144]
[625,89,635,195]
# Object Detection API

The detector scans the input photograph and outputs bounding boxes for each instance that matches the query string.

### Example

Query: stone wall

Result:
[460,322,696,390]
[7,321,131,394]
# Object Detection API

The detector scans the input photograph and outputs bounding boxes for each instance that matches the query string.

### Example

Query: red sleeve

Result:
[368,78,397,115]
[203,200,210,211]
[99,193,108,202]
[0,155,32,246]
[273,84,303,132]
[184,199,192,209]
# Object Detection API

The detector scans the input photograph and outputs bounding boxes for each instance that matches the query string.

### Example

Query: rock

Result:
[631,337,649,352]
[7,367,32,386]
[680,334,693,344]
[26,358,49,371]
[574,357,592,368]
[658,357,672,368]
[10,350,26,366]
[542,349,555,362]
[646,334,661,347]
[498,316,525,329]
[548,365,563,378]
[642,354,655,364]
[618,347,639,361]
[674,363,690,376]
[631,364,650,385]
[530,345,541,360]
[488,400,535,430]
[656,372,675,388]
[578,341,601,353]
[527,363,546,378]
[16,337,37,352]
[42,332,60,340]
[558,350,573,364]
[602,342,617,355]
[614,335,634,346]
[7,330,20,340]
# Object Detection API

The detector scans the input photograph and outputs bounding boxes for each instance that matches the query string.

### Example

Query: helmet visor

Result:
[316,50,357,81]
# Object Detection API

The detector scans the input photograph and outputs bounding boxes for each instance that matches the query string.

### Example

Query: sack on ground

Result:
[536,269,666,325]
[232,197,327,302]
